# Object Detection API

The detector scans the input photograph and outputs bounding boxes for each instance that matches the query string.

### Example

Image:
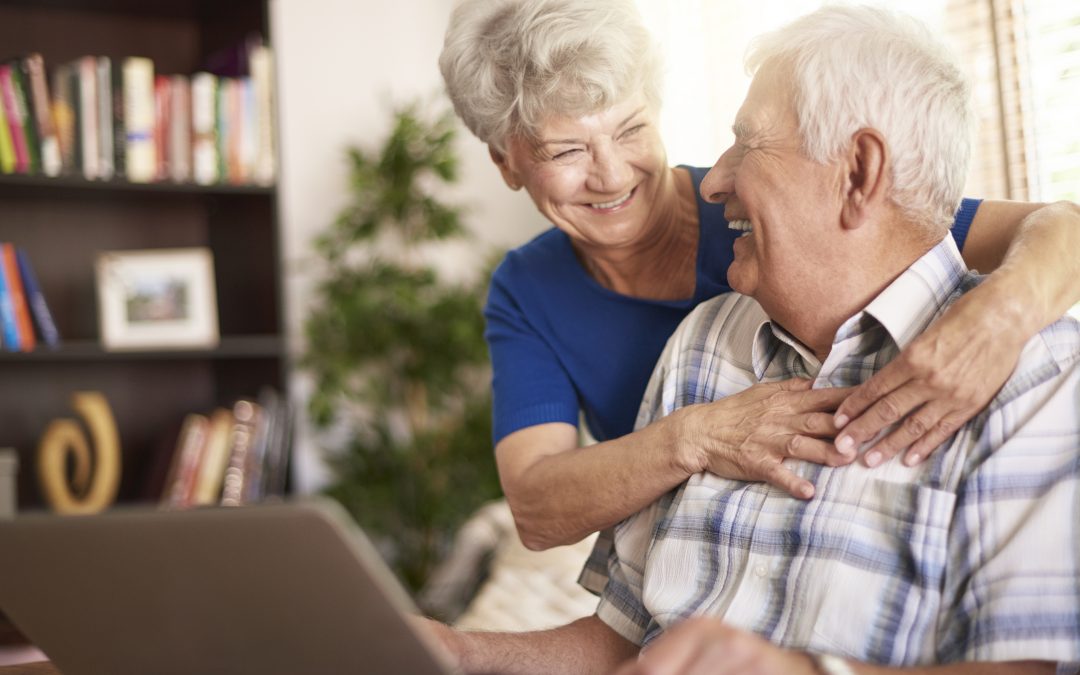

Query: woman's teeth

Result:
[591,191,632,209]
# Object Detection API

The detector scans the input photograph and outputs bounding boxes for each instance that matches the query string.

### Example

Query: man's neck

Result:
[771,228,943,361]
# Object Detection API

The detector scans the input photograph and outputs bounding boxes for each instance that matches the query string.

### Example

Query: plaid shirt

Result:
[582,236,1080,667]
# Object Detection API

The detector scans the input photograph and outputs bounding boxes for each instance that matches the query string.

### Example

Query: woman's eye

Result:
[552,148,582,160]
[620,125,645,140]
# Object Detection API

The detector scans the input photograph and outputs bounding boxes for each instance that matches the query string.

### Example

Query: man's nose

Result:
[700,147,736,204]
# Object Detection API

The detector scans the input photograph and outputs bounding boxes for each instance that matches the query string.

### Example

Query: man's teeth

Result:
[591,192,632,209]
[728,219,753,232]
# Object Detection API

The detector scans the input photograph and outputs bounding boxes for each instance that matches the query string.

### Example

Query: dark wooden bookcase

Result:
[0,0,286,510]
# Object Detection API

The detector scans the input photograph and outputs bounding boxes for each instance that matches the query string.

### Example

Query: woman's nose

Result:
[586,141,632,194]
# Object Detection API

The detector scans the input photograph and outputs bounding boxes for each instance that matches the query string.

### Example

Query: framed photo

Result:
[96,247,219,351]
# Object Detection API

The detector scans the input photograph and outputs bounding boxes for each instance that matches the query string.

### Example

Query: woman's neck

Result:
[575,167,700,301]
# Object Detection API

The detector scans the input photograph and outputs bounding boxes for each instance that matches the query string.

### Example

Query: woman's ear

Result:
[489,146,522,191]
[841,128,889,231]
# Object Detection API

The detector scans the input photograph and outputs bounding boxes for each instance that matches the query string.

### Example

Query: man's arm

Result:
[425,614,637,675]
[611,618,1057,675]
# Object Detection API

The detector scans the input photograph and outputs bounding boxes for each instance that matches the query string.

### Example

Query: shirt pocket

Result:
[805,479,955,666]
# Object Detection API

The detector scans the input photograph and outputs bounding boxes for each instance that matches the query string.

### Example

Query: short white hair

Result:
[747,4,975,233]
[439,0,663,151]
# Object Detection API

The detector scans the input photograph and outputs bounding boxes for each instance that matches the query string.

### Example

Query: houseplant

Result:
[303,103,503,592]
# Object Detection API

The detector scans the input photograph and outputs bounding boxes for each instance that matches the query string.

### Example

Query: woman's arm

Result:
[834,199,1080,465]
[498,379,851,551]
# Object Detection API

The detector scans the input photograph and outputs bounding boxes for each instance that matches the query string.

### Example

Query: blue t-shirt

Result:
[485,165,982,444]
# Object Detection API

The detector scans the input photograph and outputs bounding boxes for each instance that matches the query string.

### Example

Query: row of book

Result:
[0,46,275,186]
[146,387,293,508]
[0,243,60,353]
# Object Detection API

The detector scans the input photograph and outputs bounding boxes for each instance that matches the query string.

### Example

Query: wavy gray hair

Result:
[439,0,663,152]
[748,5,975,233]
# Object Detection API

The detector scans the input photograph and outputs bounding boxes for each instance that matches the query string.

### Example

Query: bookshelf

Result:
[0,0,286,510]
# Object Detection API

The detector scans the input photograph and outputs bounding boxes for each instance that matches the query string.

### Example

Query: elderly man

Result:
[430,5,1080,674]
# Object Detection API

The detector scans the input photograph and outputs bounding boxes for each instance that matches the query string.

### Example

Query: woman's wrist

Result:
[663,406,707,477]
[976,270,1046,345]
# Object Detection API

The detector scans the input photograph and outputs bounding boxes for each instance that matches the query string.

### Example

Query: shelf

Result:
[0,335,284,361]
[0,174,274,196]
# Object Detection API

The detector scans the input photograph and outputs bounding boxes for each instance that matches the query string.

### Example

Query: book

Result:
[0,244,34,352]
[191,72,218,185]
[21,53,61,177]
[262,393,292,498]
[51,63,76,174]
[220,398,261,506]
[0,64,31,174]
[121,57,155,183]
[0,247,20,351]
[76,56,100,180]
[161,412,210,508]
[0,91,14,174]
[168,74,191,183]
[153,74,171,181]
[190,407,234,505]
[14,247,60,349]
[249,44,275,186]
[110,61,125,178]
[96,57,114,180]
[242,386,278,503]
[8,63,41,174]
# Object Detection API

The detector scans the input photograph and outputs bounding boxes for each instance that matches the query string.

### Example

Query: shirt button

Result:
[754,564,768,578]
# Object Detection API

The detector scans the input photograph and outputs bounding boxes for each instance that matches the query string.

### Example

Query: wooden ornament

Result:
[37,391,121,515]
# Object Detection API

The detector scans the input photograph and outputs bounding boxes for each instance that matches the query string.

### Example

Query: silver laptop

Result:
[0,499,457,675]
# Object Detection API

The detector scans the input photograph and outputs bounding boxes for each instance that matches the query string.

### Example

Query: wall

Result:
[270,0,548,493]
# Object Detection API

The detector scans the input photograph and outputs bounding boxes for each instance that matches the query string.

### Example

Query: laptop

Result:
[0,499,457,675]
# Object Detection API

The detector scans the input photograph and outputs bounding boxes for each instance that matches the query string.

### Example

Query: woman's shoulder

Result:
[495,228,573,278]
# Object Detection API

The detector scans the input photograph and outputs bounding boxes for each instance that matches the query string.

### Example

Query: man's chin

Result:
[727,264,756,297]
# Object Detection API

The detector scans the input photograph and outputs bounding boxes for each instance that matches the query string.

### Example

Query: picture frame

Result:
[95,247,219,351]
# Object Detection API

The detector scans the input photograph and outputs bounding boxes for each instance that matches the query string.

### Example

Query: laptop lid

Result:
[0,499,456,675]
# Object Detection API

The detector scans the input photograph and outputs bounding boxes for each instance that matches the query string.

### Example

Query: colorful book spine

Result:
[162,413,209,509]
[153,75,171,181]
[122,57,155,183]
[0,244,34,352]
[168,75,191,183]
[249,44,275,186]
[0,247,20,351]
[22,54,61,176]
[14,247,60,349]
[0,64,30,174]
[9,63,41,175]
[51,63,76,174]
[0,91,14,174]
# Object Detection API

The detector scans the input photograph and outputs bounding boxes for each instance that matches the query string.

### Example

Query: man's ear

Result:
[489,146,522,191]
[841,128,889,231]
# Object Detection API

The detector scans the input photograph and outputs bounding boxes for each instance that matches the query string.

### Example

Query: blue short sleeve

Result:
[949,198,981,252]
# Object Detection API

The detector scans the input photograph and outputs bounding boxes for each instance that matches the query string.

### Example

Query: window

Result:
[637,0,1080,203]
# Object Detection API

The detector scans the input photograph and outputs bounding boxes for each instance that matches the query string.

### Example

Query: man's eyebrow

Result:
[732,120,753,140]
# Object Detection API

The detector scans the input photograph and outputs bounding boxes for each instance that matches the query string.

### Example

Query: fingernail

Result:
[801,484,814,499]
[836,435,855,456]
[865,450,881,467]
[834,414,849,428]
[904,453,921,466]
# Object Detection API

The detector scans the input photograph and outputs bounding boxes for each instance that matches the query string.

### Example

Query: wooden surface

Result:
[0,663,59,674]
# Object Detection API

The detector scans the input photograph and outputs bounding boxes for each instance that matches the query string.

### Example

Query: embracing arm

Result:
[834,199,1080,464]
[498,379,851,550]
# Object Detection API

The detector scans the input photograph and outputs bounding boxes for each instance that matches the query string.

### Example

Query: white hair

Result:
[439,0,663,151]
[747,4,975,233]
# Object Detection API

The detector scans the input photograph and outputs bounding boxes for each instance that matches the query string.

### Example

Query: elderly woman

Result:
[438,0,1080,550]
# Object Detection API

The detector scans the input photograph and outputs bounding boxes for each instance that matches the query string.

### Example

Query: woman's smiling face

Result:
[491,91,670,252]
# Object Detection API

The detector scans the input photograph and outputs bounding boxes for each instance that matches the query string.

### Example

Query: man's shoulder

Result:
[666,292,765,360]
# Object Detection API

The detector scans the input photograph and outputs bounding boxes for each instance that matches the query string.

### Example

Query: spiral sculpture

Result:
[37,391,121,514]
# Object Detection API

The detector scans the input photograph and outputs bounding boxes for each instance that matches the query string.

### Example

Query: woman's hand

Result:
[833,278,1030,468]
[679,378,855,499]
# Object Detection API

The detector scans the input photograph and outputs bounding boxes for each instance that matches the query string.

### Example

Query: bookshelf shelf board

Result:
[0,174,274,196]
[0,335,284,361]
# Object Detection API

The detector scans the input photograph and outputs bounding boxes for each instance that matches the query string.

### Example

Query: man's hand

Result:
[612,617,817,675]
[833,283,1026,468]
